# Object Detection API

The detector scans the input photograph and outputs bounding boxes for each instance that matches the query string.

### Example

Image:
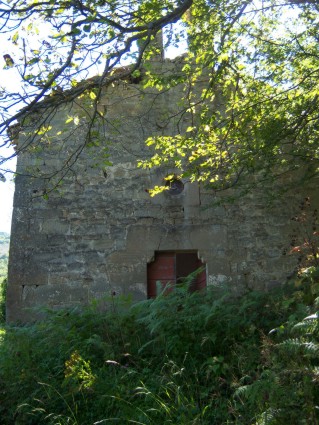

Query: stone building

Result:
[6,55,318,322]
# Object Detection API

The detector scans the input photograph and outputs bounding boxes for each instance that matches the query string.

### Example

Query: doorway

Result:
[147,251,206,298]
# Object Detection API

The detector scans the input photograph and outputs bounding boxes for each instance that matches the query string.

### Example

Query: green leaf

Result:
[83,24,91,33]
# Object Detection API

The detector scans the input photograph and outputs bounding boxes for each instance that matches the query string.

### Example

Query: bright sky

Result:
[0,175,15,234]
[0,61,19,234]
[0,37,20,234]
[0,143,16,234]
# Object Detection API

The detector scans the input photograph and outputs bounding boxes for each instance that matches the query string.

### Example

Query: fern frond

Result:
[293,311,319,334]
[234,384,251,400]
[277,338,319,357]
[255,408,283,425]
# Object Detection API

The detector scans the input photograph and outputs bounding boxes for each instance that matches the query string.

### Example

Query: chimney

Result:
[138,30,164,61]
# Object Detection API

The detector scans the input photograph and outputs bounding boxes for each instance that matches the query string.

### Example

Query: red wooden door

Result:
[147,252,206,298]
[196,265,207,290]
[176,253,206,291]
[147,252,176,298]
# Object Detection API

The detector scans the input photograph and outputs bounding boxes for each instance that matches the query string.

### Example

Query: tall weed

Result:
[0,280,317,424]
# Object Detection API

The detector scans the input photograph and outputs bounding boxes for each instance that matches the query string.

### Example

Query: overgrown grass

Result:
[0,275,318,425]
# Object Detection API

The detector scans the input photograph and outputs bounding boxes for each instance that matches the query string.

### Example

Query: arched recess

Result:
[147,251,206,298]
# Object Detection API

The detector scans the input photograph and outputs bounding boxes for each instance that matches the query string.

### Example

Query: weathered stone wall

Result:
[6,58,319,322]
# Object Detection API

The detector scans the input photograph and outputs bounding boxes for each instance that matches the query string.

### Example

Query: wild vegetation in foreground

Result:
[0,268,318,425]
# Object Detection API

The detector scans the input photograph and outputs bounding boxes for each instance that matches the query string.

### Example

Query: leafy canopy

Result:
[0,0,318,190]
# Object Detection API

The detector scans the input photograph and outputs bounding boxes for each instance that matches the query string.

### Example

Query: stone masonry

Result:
[6,57,319,322]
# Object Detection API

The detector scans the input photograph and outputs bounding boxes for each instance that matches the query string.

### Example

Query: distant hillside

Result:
[0,232,9,279]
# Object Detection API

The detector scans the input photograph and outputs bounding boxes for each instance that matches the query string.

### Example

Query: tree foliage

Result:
[141,0,319,192]
[0,0,319,190]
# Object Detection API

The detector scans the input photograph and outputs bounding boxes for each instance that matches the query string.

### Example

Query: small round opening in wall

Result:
[165,178,184,195]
